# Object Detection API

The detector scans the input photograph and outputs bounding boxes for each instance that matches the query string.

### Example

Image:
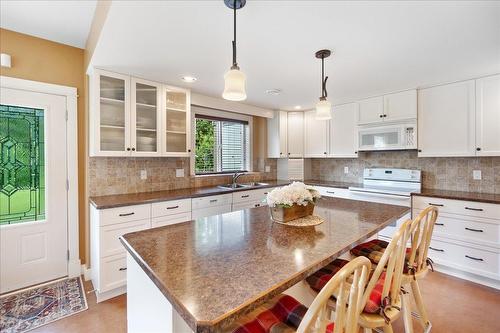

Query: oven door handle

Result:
[348,189,410,201]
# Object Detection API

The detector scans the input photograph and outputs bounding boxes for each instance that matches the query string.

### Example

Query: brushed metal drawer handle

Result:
[465,255,483,262]
[465,227,483,233]
[119,212,135,217]
[326,191,335,194]
[166,206,179,210]
[465,207,483,212]
[264,192,268,195]
[429,247,444,252]
[429,203,444,207]
[241,195,250,198]
[435,223,444,226]
[119,267,127,271]
[209,199,218,203]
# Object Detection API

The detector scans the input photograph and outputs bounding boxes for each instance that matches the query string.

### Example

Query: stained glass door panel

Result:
[0,105,45,225]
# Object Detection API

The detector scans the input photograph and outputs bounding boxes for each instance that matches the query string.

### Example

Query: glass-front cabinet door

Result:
[92,69,131,156]
[131,78,161,156]
[163,86,191,156]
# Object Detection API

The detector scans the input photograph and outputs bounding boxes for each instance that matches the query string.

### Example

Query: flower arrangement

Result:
[266,182,321,208]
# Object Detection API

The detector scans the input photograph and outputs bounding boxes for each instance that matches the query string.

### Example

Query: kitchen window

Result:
[194,113,250,175]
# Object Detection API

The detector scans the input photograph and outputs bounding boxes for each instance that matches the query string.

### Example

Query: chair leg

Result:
[401,286,414,333]
[363,328,373,333]
[410,280,430,330]
[382,325,394,333]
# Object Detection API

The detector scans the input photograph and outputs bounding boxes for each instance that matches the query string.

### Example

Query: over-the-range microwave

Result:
[358,122,417,151]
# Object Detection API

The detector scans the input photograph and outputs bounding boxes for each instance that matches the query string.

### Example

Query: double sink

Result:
[217,182,269,190]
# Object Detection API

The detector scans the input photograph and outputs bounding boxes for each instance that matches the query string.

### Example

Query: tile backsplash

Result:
[311,151,500,194]
[88,157,277,197]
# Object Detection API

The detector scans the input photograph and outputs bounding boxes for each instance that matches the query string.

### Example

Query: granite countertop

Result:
[412,188,500,204]
[89,180,291,209]
[120,198,409,333]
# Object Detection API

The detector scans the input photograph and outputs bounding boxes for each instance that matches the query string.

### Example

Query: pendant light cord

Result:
[232,0,238,69]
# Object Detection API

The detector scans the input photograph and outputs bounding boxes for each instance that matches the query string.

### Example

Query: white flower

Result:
[266,182,321,207]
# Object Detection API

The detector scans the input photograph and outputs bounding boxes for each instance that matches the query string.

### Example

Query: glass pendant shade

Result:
[315,99,332,120]
[222,68,247,101]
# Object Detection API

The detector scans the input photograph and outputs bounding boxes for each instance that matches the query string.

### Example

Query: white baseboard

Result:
[96,285,126,303]
[433,263,499,290]
[81,264,92,281]
[68,259,81,278]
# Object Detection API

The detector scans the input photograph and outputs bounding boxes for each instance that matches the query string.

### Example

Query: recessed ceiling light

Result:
[294,105,302,110]
[181,76,197,83]
[266,89,281,95]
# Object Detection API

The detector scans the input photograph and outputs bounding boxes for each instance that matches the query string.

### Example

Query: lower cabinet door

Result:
[151,212,192,228]
[232,201,265,212]
[100,254,127,293]
[192,204,233,219]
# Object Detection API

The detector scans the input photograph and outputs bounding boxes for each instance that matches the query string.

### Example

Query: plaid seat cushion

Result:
[305,258,387,314]
[229,294,334,333]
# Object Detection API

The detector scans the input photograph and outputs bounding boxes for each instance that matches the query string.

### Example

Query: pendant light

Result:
[315,49,332,120]
[222,0,247,101]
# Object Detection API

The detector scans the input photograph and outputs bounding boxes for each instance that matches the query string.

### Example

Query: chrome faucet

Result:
[232,172,245,188]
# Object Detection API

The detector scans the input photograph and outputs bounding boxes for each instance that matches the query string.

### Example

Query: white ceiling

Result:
[0,0,97,48]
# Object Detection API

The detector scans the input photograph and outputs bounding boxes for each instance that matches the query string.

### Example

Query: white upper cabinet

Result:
[358,90,417,125]
[304,110,328,157]
[91,69,131,156]
[329,103,359,158]
[287,111,304,158]
[131,78,161,156]
[358,96,384,125]
[90,69,191,157]
[418,80,476,157]
[383,90,417,122]
[267,111,288,158]
[475,74,500,156]
[162,86,191,156]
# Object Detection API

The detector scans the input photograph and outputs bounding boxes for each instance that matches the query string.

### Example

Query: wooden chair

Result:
[305,219,413,333]
[349,206,439,333]
[225,256,372,333]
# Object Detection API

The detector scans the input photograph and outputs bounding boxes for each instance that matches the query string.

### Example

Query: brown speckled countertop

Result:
[412,188,500,204]
[90,180,291,209]
[120,197,409,333]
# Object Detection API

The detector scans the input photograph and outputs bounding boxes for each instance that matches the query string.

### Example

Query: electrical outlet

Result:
[473,170,482,180]
[344,166,349,174]
[140,170,147,180]
[176,169,185,178]
[265,165,271,172]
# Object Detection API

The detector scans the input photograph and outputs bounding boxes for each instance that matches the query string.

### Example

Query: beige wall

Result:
[0,28,88,263]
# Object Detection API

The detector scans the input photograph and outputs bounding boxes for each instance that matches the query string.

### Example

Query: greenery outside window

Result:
[195,114,250,174]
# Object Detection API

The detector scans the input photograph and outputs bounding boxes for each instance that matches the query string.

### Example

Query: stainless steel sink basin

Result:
[243,182,269,187]
[217,184,249,189]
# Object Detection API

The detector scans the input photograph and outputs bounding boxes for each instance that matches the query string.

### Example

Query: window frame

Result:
[190,106,253,176]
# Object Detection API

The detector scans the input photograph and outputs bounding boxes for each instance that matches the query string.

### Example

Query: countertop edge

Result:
[411,191,500,205]
[120,204,409,332]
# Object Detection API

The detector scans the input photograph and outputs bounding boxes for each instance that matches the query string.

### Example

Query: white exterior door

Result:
[0,87,68,293]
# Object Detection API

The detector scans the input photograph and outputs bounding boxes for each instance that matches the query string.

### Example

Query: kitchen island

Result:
[120,197,408,333]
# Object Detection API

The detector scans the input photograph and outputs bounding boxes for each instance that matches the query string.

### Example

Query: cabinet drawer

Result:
[152,199,191,218]
[100,204,151,226]
[152,211,191,228]
[414,209,500,246]
[413,196,500,220]
[100,219,150,258]
[100,254,127,293]
[428,239,499,277]
[232,188,269,204]
[191,194,232,210]
[313,186,350,199]
[192,204,232,219]
[232,201,266,212]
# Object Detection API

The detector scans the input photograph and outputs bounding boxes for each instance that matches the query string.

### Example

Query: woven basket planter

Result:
[270,202,315,223]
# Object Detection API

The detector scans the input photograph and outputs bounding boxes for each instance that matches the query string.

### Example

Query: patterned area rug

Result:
[0,277,88,332]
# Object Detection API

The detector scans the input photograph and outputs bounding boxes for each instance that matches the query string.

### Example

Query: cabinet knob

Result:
[379,115,383,118]
[354,151,358,154]
[383,114,387,118]
[131,147,136,151]
[418,149,422,153]
[476,147,481,151]
[126,147,131,151]
[324,152,327,154]
[188,149,191,152]
[280,152,282,155]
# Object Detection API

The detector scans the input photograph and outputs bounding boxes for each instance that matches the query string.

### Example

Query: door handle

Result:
[119,267,127,271]
[166,206,179,210]
[429,247,444,252]
[119,212,135,217]
[465,207,483,212]
[465,255,483,262]
[465,227,483,233]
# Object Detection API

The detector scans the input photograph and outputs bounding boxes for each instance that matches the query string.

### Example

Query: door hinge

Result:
[65,109,68,121]
[66,179,69,191]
